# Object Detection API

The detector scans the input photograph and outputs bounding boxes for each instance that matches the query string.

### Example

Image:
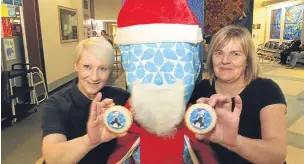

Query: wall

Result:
[252,0,267,48]
[262,0,295,7]
[38,0,84,91]
[94,0,122,20]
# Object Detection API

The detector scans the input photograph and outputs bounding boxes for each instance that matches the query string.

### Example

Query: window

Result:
[283,4,304,40]
[270,9,282,39]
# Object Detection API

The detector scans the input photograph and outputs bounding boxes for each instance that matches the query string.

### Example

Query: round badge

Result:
[185,103,217,134]
[104,106,133,134]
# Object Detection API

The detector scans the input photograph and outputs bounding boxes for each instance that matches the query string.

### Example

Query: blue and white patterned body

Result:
[119,42,201,163]
[120,42,201,103]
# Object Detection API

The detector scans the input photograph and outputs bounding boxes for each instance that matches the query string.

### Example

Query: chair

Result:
[257,42,269,63]
[264,42,271,48]
[263,42,279,63]
[268,42,275,49]
[35,157,44,164]
[257,42,282,63]
[31,67,48,105]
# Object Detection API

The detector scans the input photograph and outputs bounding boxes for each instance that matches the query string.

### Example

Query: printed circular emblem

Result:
[185,103,217,134]
[104,106,133,134]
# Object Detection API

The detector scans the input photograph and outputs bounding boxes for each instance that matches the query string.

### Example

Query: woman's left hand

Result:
[195,94,242,148]
[87,93,118,147]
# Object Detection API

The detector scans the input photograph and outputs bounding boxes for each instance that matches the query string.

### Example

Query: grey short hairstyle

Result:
[206,25,259,84]
[75,37,114,66]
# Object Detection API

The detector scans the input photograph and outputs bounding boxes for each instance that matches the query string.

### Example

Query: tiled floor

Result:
[1,70,124,164]
[288,116,304,136]
[255,61,304,164]
[1,62,304,164]
[286,146,304,164]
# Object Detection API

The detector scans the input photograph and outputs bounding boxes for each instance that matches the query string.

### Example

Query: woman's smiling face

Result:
[212,40,247,83]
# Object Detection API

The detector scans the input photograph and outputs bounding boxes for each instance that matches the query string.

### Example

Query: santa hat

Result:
[115,0,203,45]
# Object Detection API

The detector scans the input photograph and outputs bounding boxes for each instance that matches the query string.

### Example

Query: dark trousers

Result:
[280,50,294,64]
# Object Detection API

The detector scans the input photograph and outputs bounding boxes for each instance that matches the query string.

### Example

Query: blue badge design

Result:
[104,106,133,134]
[189,108,212,130]
[185,103,216,134]
[106,111,127,130]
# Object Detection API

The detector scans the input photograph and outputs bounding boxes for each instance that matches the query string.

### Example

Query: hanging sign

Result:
[1,18,13,37]
[1,4,9,17]
[7,4,16,17]
[2,0,13,5]
[13,0,22,6]
[3,38,16,61]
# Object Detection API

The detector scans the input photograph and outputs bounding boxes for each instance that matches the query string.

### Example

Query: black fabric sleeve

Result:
[189,84,200,105]
[41,96,67,137]
[189,80,211,105]
[101,86,130,106]
[261,79,286,108]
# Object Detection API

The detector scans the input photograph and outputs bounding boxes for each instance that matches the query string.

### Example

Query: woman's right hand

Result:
[203,39,206,45]
[86,93,123,147]
[195,94,242,148]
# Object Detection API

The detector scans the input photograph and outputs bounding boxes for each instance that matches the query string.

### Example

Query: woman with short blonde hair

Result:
[75,37,114,65]
[41,37,129,164]
[190,25,287,164]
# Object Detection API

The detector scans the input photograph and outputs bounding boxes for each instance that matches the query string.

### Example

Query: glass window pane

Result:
[270,24,281,39]
[271,9,282,24]
[284,4,304,40]
[283,23,302,40]
[270,9,282,39]
[285,4,304,24]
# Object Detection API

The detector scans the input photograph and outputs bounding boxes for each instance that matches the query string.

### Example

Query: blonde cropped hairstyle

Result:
[206,25,259,83]
[75,37,114,66]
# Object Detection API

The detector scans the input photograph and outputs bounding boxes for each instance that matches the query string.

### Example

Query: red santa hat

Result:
[115,0,203,45]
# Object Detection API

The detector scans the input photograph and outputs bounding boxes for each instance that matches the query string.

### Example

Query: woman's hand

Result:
[86,93,123,147]
[195,94,242,148]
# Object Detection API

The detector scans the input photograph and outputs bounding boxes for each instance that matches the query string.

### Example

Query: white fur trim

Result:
[115,24,203,45]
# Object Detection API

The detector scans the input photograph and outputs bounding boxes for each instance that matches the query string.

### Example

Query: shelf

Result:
[11,86,33,99]
[13,103,36,119]
[1,117,10,128]
[8,69,32,79]
[1,103,36,126]
[15,103,36,110]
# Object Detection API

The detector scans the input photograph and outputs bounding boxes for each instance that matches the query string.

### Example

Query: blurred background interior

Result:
[1,0,304,163]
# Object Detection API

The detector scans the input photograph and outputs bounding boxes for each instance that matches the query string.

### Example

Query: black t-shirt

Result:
[41,84,130,164]
[189,78,286,164]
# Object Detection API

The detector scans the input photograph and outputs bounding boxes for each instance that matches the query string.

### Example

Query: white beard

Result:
[131,80,185,137]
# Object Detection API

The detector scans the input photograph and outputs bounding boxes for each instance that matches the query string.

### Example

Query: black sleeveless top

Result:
[189,78,286,164]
